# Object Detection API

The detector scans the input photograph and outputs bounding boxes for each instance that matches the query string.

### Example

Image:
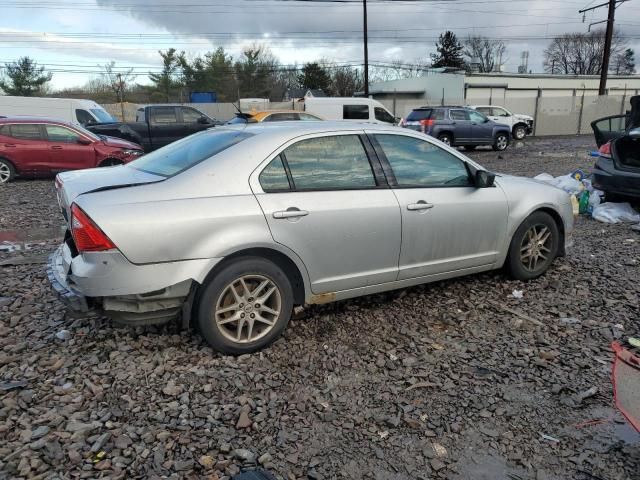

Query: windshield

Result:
[406,109,433,121]
[90,109,116,123]
[128,129,253,177]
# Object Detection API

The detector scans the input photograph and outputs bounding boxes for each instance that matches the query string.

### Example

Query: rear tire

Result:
[506,211,559,281]
[437,133,452,146]
[196,257,294,354]
[0,158,15,184]
[493,133,509,151]
[513,125,527,140]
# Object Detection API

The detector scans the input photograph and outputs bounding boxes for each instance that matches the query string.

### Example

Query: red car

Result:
[0,117,144,183]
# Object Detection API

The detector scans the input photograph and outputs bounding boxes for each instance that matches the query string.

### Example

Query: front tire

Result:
[0,158,15,183]
[196,257,293,354]
[506,211,559,280]
[513,125,527,140]
[493,133,509,151]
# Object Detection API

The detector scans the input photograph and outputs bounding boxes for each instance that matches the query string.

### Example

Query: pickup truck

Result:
[86,104,222,152]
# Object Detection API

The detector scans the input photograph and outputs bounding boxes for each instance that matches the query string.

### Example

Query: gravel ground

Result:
[0,135,639,480]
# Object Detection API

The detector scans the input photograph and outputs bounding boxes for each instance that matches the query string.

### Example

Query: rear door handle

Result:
[4,144,16,148]
[273,208,309,219]
[407,201,434,211]
[51,146,63,150]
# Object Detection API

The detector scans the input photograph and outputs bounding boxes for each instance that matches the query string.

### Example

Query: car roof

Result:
[412,106,466,110]
[220,121,399,138]
[0,116,74,126]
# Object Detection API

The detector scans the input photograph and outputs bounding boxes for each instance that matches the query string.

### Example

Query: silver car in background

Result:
[48,122,574,354]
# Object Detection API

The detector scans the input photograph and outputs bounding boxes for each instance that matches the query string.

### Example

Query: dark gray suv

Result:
[401,106,511,151]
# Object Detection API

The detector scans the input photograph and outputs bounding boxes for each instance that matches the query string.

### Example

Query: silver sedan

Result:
[48,122,574,354]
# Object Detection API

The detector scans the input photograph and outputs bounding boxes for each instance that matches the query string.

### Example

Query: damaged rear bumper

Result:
[47,243,220,326]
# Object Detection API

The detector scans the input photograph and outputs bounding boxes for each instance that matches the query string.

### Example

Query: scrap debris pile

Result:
[534,170,640,229]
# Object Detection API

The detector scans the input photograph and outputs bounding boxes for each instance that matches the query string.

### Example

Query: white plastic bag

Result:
[592,202,640,224]
[533,173,554,182]
[550,175,584,195]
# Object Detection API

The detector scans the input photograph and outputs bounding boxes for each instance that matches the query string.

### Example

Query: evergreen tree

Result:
[0,57,52,96]
[431,31,465,69]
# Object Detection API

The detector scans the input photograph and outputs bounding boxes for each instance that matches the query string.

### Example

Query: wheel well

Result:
[99,158,123,167]
[0,157,17,172]
[200,248,306,306]
[534,207,566,255]
[512,123,527,132]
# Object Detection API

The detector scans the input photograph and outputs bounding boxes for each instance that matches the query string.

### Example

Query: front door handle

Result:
[4,144,16,148]
[51,146,63,150]
[273,208,309,219]
[407,201,434,211]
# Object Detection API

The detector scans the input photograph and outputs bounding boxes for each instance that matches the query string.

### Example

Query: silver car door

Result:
[370,132,508,280]
[250,132,401,294]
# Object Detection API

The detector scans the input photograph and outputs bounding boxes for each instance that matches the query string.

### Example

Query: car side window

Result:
[432,109,445,120]
[494,107,509,117]
[283,135,376,190]
[298,113,320,121]
[266,113,299,122]
[343,105,369,120]
[181,107,204,123]
[8,124,43,140]
[259,155,291,192]
[450,110,470,121]
[374,107,396,124]
[476,107,491,115]
[150,107,177,124]
[375,134,471,187]
[45,125,81,143]
[75,109,94,125]
[468,110,488,123]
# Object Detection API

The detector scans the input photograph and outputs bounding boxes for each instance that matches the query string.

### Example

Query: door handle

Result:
[407,201,434,211]
[273,208,309,219]
[4,144,16,148]
[51,146,63,150]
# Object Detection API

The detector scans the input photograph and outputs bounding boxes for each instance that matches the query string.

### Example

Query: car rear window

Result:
[407,109,432,121]
[128,129,253,177]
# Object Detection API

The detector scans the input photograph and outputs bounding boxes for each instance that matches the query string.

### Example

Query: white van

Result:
[304,97,397,125]
[0,96,116,126]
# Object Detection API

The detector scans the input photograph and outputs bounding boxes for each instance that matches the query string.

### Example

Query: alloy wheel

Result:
[439,135,451,145]
[520,224,552,272]
[496,135,508,150]
[514,126,526,140]
[0,163,10,183]
[214,274,282,343]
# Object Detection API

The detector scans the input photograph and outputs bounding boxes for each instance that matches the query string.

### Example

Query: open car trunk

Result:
[591,96,640,147]
[611,135,640,171]
[612,339,640,432]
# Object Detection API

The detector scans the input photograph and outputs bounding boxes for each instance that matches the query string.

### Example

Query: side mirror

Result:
[77,137,92,145]
[629,127,640,139]
[197,116,210,124]
[475,170,495,188]
[484,117,491,123]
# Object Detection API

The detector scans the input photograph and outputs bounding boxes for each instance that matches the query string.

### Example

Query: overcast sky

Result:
[2,0,640,89]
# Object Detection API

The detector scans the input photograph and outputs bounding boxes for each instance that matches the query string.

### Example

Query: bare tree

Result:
[612,48,635,75]
[463,36,506,73]
[330,65,363,96]
[369,60,429,83]
[102,62,135,120]
[543,29,627,75]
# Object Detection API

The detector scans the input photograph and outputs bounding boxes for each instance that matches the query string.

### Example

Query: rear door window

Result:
[282,135,376,190]
[343,105,369,120]
[450,109,470,121]
[259,155,291,191]
[150,107,178,124]
[181,107,204,123]
[8,124,44,140]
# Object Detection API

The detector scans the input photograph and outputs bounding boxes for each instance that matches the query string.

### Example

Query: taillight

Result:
[599,142,612,158]
[420,119,435,127]
[70,203,116,252]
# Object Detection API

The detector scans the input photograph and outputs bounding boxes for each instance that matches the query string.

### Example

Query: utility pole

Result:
[117,73,125,121]
[363,0,369,96]
[579,0,626,95]
[599,0,616,94]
